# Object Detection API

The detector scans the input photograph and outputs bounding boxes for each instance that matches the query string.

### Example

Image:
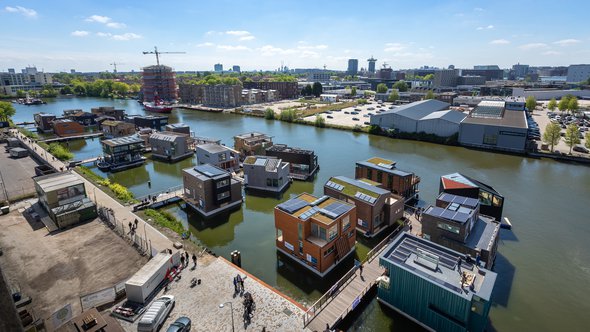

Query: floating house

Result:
[101,120,136,139]
[98,135,145,172]
[275,193,356,276]
[243,156,290,193]
[195,143,240,172]
[52,119,85,137]
[355,157,420,202]
[266,144,319,181]
[126,115,169,131]
[234,132,273,157]
[149,132,192,162]
[439,173,504,222]
[33,113,56,133]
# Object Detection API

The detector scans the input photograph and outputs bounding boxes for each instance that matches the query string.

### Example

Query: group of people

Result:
[233,274,245,293]
[179,251,198,270]
[128,218,139,235]
[243,292,255,324]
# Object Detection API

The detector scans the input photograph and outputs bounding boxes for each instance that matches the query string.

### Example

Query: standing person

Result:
[134,218,138,230]
[233,276,238,293]
[192,253,197,269]
[185,252,189,265]
[475,252,481,268]
[457,256,462,274]
[180,255,185,268]
[128,222,133,234]
[359,264,363,276]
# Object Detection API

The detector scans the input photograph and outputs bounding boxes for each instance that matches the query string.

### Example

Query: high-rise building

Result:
[347,59,358,75]
[141,65,178,102]
[367,56,377,74]
[433,69,459,87]
[232,65,241,73]
[512,63,529,79]
[214,63,223,72]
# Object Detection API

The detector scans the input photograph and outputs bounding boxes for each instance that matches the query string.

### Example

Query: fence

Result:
[135,185,183,203]
[80,278,127,311]
[97,205,150,256]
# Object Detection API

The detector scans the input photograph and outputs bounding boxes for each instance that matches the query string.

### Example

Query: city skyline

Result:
[1,0,589,72]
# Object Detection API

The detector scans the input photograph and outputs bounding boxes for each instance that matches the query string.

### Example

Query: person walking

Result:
[185,252,189,265]
[134,218,138,230]
[180,255,185,267]
[233,276,238,293]
[359,264,363,276]
[192,253,197,269]
[128,222,133,234]
[457,256,462,274]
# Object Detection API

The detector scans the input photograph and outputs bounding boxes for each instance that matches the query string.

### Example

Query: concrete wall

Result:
[512,87,590,100]
[459,123,527,153]
[243,162,290,192]
[417,119,460,137]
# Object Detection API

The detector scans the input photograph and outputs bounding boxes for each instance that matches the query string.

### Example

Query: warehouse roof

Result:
[420,109,467,124]
[378,99,450,120]
[34,171,83,192]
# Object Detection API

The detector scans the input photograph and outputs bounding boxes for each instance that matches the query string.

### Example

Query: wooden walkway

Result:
[132,187,184,211]
[305,226,403,331]
[40,132,103,143]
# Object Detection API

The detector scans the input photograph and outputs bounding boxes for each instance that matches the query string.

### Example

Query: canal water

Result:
[13,98,590,331]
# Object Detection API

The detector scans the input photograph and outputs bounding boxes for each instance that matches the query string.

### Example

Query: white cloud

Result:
[71,30,90,37]
[86,15,126,29]
[490,39,510,45]
[197,42,214,47]
[477,25,494,30]
[519,43,548,50]
[257,45,298,56]
[297,42,328,50]
[86,15,111,23]
[96,32,112,38]
[5,6,37,18]
[217,45,251,51]
[112,33,142,41]
[106,22,127,29]
[474,7,484,12]
[239,35,255,41]
[553,39,580,46]
[384,43,407,52]
[543,51,562,55]
[225,30,251,36]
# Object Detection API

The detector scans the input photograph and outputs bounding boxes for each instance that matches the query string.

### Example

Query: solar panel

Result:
[277,198,308,214]
[254,158,267,166]
[354,192,362,198]
[318,208,338,219]
[323,202,352,218]
[368,197,377,204]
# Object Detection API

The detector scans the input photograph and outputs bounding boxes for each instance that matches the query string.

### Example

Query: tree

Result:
[424,90,435,100]
[314,115,326,128]
[302,84,313,96]
[376,83,388,93]
[312,82,323,97]
[568,97,579,115]
[351,86,357,96]
[60,85,73,95]
[388,91,399,102]
[0,101,16,122]
[392,81,408,92]
[423,74,434,81]
[585,132,590,149]
[542,122,561,152]
[547,98,557,112]
[564,124,581,154]
[525,96,537,112]
[264,108,275,120]
[16,90,26,98]
[558,97,569,113]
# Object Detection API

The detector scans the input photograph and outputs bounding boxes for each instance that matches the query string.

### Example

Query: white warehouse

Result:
[370,99,466,137]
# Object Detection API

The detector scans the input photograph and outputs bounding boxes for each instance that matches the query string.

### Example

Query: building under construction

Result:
[141,65,178,102]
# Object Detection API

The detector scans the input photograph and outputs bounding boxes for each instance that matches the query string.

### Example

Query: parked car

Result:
[352,117,360,121]
[166,317,191,332]
[573,145,589,153]
[364,121,370,125]
[327,115,333,119]
[138,295,175,332]
[344,111,350,114]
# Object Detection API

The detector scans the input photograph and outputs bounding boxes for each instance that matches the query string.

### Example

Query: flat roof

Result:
[424,204,473,224]
[377,99,450,120]
[437,193,479,209]
[356,157,414,177]
[276,193,354,225]
[149,132,186,141]
[243,156,282,171]
[465,216,500,252]
[101,135,143,147]
[126,252,172,286]
[381,233,496,301]
[234,132,271,140]
[266,144,315,155]
[184,163,229,180]
[327,176,390,206]
[463,109,527,129]
[34,171,83,192]
[197,143,232,154]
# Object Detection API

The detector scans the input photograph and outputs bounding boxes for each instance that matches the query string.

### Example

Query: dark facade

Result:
[125,115,169,131]
[34,113,56,133]
[242,81,299,99]
[165,123,191,135]
[439,173,504,222]
[91,106,126,121]
[355,157,420,202]
[461,69,503,81]
[265,144,318,181]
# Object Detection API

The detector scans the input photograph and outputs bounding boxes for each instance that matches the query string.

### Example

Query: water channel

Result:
[13,97,590,331]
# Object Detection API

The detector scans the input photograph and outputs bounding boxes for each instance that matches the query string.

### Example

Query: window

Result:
[216,179,229,188]
[267,178,272,186]
[218,153,227,161]
[311,223,319,238]
[342,215,351,231]
[217,191,230,200]
[367,168,372,179]
[349,231,354,238]
[492,195,503,207]
[479,190,492,206]
[272,179,278,187]
[482,134,497,145]
[298,223,302,241]
[277,229,283,242]
[387,175,393,188]
[324,246,335,257]
[437,222,460,234]
[319,227,327,240]
[377,171,382,183]
[328,225,338,241]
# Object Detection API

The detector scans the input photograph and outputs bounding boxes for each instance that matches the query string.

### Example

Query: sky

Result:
[1,0,589,73]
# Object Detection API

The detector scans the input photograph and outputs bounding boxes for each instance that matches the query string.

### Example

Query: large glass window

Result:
[216,179,229,188]
[377,171,383,183]
[217,191,230,200]
[492,195,503,207]
[367,168,372,179]
[437,222,460,234]
[328,225,338,241]
[342,215,351,231]
[483,134,498,145]
[479,190,492,206]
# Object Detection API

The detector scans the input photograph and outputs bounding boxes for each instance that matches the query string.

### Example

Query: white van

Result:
[137,295,175,332]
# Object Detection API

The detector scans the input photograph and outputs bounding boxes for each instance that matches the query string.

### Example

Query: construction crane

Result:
[142,46,186,66]
[110,62,121,73]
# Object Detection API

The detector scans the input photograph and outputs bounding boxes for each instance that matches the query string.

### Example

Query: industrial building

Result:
[182,164,243,218]
[458,100,528,153]
[234,132,273,157]
[141,65,178,102]
[195,143,240,172]
[324,176,404,237]
[33,172,97,229]
[243,156,291,193]
[440,173,505,222]
[355,157,420,202]
[421,192,500,269]
[566,64,590,83]
[378,232,497,332]
[242,81,299,99]
[265,144,319,181]
[370,99,465,137]
[149,132,192,162]
[274,193,356,276]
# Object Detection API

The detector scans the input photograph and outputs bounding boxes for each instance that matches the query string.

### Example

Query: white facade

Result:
[320,94,338,102]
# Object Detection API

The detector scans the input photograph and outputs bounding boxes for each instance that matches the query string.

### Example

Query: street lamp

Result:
[219,302,235,332]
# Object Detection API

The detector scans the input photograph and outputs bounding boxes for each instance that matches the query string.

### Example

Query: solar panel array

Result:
[299,206,319,220]
[426,206,471,224]
[325,181,344,191]
[277,198,308,214]
[377,162,395,169]
[354,191,377,204]
[323,202,352,218]
[195,164,227,178]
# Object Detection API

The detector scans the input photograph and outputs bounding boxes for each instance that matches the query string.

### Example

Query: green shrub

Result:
[314,115,326,128]
[368,125,382,135]
[352,125,363,132]
[47,143,74,161]
[18,128,38,139]
[264,108,275,120]
[75,166,135,202]
[279,109,298,122]
[144,209,185,234]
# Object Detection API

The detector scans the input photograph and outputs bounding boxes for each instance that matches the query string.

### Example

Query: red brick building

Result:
[355,157,420,202]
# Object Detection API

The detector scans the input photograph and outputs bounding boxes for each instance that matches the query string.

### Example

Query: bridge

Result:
[40,132,103,143]
[304,224,404,331]
[132,185,184,211]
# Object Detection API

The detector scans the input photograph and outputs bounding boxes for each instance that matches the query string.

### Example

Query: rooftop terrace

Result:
[276,193,354,225]
[357,157,414,177]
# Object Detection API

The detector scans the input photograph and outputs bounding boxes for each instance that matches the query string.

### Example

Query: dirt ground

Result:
[0,205,148,326]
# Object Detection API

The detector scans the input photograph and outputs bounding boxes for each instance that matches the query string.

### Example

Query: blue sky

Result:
[1,0,589,72]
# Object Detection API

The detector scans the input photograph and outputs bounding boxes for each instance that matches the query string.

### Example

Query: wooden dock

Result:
[304,226,403,331]
[40,132,103,143]
[132,186,184,211]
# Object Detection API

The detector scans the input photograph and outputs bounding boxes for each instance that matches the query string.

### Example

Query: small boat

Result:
[500,217,513,230]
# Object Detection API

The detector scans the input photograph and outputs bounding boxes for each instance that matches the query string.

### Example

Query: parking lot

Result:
[0,143,40,202]
[0,207,148,327]
[533,101,589,155]
[303,100,394,127]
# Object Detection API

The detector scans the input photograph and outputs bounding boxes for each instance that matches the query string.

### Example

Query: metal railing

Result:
[97,205,150,256]
[135,185,183,203]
